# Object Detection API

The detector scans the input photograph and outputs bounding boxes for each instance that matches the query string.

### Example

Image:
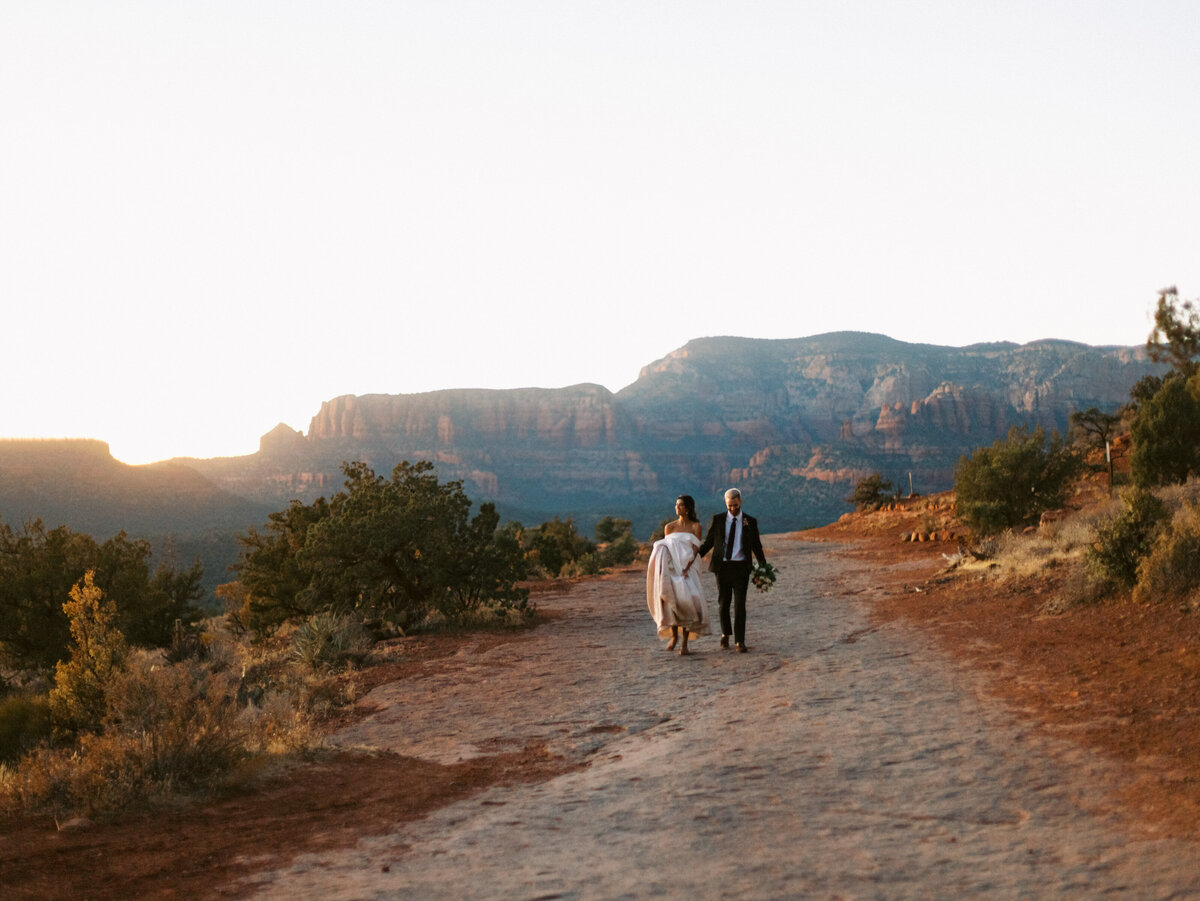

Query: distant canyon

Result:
[0,331,1161,600]
[190,331,1160,531]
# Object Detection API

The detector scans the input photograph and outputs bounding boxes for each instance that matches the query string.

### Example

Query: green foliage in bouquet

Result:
[751,561,778,593]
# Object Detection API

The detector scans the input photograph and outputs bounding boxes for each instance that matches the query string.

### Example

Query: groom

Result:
[697,487,767,652]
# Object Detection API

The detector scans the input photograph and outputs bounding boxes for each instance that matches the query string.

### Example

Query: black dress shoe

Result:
[735,643,748,653]
[720,635,729,648]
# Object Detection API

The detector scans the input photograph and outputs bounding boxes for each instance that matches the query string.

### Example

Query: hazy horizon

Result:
[4,2,1197,464]
[3,327,1159,467]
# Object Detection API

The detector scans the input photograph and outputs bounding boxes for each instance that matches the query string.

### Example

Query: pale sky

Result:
[3,1,1198,464]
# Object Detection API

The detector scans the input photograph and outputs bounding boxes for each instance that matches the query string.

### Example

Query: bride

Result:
[646,494,710,655]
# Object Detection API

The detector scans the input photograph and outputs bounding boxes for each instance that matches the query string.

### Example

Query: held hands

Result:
[683,551,698,576]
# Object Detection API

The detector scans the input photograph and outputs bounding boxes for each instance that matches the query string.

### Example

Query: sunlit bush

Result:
[1088,489,1170,588]
[48,571,126,737]
[561,551,605,578]
[954,426,1081,535]
[290,612,371,672]
[106,651,247,782]
[847,473,896,511]
[4,650,250,817]
[1133,502,1200,605]
[0,604,321,818]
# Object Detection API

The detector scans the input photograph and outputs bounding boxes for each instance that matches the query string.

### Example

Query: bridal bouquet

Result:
[751,561,778,593]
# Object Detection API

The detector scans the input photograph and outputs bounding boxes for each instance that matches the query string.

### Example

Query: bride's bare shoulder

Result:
[665,521,701,538]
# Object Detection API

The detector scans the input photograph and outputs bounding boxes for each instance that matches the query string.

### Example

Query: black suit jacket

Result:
[698,512,766,574]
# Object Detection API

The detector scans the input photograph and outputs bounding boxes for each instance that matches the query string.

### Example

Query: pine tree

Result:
[48,571,127,735]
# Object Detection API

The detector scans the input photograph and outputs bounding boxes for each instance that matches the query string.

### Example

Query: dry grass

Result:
[960,480,1200,615]
[0,588,546,824]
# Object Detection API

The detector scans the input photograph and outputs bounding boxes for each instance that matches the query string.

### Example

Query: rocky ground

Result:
[6,507,1200,899]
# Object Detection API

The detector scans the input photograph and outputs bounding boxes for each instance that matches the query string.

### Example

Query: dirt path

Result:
[230,537,1200,899]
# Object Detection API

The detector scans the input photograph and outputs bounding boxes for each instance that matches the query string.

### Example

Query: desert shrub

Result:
[11,728,171,818]
[562,552,606,578]
[547,515,644,575]
[989,529,1055,578]
[162,618,211,665]
[524,516,597,577]
[601,530,639,566]
[1048,513,1101,553]
[0,607,323,818]
[49,572,127,736]
[1130,374,1200,487]
[224,625,341,744]
[1041,565,1110,614]
[1157,477,1200,511]
[0,521,204,673]
[290,612,371,672]
[1133,503,1200,604]
[437,508,530,625]
[847,473,895,511]
[965,535,1001,560]
[234,462,531,634]
[0,695,52,763]
[105,651,247,783]
[954,426,1082,535]
[0,601,334,819]
[1088,489,1170,588]
[3,742,88,817]
[295,672,357,721]
[596,516,640,567]
[3,649,270,818]
[595,516,633,545]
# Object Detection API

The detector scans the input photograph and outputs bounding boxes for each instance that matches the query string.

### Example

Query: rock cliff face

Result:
[183,332,1162,533]
[2,333,1160,604]
[308,385,629,448]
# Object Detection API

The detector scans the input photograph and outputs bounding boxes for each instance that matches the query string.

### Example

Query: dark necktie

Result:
[725,516,737,560]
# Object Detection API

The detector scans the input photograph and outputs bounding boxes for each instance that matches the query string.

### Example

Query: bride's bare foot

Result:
[679,646,691,655]
[666,630,678,651]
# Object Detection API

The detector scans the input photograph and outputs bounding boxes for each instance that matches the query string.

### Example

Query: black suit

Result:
[697,511,767,646]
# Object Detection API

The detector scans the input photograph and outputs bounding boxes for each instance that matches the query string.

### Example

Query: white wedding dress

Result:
[646,531,711,640]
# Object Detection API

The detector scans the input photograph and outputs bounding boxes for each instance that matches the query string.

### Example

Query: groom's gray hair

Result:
[724,488,742,501]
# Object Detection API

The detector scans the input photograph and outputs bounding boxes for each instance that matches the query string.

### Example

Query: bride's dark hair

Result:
[676,494,698,523]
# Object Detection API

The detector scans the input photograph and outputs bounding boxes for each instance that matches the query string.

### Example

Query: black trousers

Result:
[716,560,752,645]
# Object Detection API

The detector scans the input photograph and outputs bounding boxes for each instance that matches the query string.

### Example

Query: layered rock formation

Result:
[0,332,1164,600]
[185,331,1161,532]
[309,385,627,448]
[0,330,1162,612]
[4,332,1158,553]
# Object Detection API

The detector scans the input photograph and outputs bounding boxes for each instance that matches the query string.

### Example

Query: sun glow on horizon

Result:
[2,2,1197,464]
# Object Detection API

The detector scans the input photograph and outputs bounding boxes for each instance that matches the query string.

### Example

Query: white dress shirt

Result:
[725,512,745,561]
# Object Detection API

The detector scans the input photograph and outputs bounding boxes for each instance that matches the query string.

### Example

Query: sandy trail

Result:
[237,538,1200,899]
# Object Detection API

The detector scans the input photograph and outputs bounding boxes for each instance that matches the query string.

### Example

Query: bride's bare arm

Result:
[682,545,699,574]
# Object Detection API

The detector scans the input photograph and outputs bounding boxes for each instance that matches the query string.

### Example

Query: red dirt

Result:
[1,621,580,901]
[802,496,1200,839]
[7,504,1200,896]
[2,745,576,901]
